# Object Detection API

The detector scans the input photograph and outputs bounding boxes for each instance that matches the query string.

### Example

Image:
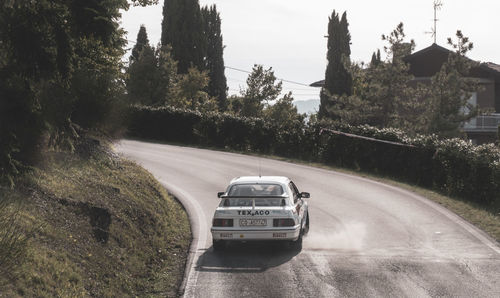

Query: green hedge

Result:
[127,105,500,205]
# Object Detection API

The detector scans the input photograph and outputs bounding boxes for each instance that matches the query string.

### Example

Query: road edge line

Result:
[289,162,500,255]
[157,180,208,298]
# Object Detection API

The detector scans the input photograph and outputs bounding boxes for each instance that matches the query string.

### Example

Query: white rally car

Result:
[211,176,310,251]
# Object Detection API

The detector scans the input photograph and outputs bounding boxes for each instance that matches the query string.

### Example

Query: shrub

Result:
[126,105,500,206]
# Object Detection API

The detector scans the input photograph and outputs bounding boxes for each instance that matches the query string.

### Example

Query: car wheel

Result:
[289,233,303,251]
[303,212,310,235]
[213,239,226,251]
[286,226,303,251]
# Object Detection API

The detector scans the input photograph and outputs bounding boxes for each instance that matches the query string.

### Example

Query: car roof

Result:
[229,176,291,185]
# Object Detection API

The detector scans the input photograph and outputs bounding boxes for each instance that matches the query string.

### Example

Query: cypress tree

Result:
[161,0,204,74]
[338,12,352,95]
[201,5,228,111]
[370,49,381,67]
[130,25,149,62]
[318,10,352,119]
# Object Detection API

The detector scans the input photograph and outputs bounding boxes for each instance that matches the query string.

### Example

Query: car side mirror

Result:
[281,199,286,206]
[217,192,225,198]
[299,192,310,199]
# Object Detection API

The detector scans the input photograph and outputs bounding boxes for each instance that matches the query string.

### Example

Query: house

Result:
[311,43,500,143]
[404,43,500,143]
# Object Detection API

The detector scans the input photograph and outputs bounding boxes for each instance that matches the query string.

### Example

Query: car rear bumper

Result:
[211,226,301,241]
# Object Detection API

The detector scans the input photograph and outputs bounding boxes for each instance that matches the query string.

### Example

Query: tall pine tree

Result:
[318,10,352,119]
[370,49,381,67]
[201,5,228,111]
[130,25,149,62]
[161,0,204,74]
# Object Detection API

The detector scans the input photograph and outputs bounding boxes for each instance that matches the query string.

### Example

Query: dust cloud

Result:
[303,222,366,251]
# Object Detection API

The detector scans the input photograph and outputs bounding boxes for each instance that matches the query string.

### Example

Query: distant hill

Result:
[293,99,320,115]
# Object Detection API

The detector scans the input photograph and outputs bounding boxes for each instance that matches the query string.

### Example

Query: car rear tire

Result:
[286,224,303,251]
[213,239,226,251]
[303,212,310,235]
[287,234,302,251]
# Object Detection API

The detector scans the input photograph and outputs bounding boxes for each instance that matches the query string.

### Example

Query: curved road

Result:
[117,140,500,298]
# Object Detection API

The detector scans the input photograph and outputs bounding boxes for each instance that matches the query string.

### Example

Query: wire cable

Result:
[226,66,312,87]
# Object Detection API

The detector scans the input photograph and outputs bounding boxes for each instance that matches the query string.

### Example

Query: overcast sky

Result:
[121,0,500,101]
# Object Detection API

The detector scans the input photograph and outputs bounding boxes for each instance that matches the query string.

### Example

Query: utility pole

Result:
[426,0,443,44]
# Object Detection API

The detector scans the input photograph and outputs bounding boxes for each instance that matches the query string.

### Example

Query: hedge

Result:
[127,105,500,206]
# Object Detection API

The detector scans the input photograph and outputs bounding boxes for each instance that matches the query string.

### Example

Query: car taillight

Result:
[273,218,295,227]
[213,218,233,227]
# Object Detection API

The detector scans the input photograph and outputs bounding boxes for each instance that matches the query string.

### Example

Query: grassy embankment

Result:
[0,138,191,297]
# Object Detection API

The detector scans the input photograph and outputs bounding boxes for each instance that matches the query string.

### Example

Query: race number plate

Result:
[239,219,267,227]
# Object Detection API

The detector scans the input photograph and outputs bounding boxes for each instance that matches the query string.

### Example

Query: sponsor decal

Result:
[237,210,270,216]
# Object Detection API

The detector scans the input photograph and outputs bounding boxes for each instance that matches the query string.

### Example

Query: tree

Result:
[318,10,353,119]
[201,5,228,111]
[227,95,244,115]
[169,67,217,112]
[264,92,305,124]
[130,25,150,62]
[0,0,153,185]
[127,25,179,107]
[127,43,161,105]
[370,49,381,67]
[161,0,204,74]
[426,31,479,137]
[320,23,429,133]
[240,65,282,117]
[363,22,420,128]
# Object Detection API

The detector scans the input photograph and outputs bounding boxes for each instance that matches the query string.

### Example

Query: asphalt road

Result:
[116,140,500,298]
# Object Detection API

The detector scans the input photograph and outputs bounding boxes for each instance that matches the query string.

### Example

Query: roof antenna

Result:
[425,0,443,44]
[258,157,261,178]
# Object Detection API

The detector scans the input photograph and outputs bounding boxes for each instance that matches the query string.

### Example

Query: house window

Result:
[462,92,477,114]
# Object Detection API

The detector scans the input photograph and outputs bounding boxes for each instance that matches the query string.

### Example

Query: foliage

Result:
[161,0,204,74]
[128,106,500,206]
[321,23,430,134]
[130,24,150,63]
[425,31,479,137]
[264,92,305,125]
[323,24,481,138]
[370,49,382,67]
[240,65,283,117]
[127,41,162,105]
[126,26,178,107]
[227,95,245,115]
[318,10,352,119]
[171,67,217,112]
[0,0,138,185]
[365,22,419,128]
[201,5,228,111]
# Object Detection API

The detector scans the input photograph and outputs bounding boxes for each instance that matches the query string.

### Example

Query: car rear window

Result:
[222,184,286,207]
[227,184,284,197]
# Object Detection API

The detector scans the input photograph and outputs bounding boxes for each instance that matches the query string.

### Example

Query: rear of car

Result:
[211,177,309,250]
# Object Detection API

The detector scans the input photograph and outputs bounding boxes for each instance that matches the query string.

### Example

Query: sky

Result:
[121,0,500,101]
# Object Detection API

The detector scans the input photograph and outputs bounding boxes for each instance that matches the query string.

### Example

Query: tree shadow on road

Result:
[195,241,300,273]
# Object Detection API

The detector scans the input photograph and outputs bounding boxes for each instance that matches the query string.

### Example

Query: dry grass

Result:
[0,140,191,297]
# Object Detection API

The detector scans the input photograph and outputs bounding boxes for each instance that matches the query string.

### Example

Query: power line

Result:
[226,66,312,87]
[121,43,317,89]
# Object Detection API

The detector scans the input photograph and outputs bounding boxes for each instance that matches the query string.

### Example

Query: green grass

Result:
[0,140,191,297]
